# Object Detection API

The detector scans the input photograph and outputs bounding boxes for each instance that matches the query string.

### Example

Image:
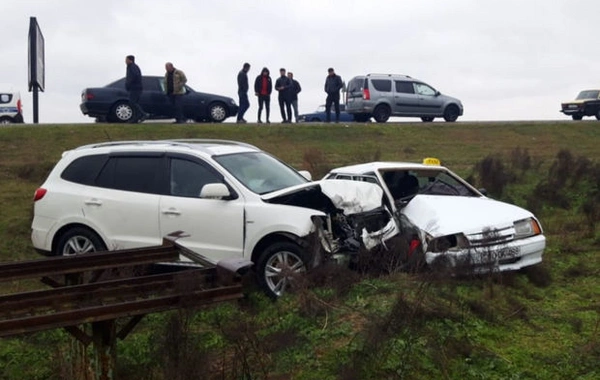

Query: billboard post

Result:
[28,17,45,124]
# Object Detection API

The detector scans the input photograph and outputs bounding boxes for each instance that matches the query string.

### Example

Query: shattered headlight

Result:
[428,233,469,253]
[514,218,542,239]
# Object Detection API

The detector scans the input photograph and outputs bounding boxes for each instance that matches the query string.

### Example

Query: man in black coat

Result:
[275,68,292,123]
[287,72,302,123]
[324,67,343,123]
[237,62,251,123]
[125,55,147,123]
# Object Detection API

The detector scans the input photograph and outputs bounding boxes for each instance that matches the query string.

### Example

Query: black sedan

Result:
[80,76,239,123]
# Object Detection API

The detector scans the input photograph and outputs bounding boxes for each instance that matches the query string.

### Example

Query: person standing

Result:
[164,62,187,124]
[237,62,251,123]
[324,67,343,123]
[287,72,302,123]
[125,55,148,123]
[254,67,272,123]
[275,68,292,123]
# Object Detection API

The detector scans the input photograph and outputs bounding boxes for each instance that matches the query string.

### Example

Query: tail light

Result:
[84,91,94,101]
[17,98,22,113]
[33,188,47,201]
[363,89,370,100]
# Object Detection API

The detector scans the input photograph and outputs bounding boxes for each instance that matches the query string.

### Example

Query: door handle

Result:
[84,199,102,206]
[161,208,181,216]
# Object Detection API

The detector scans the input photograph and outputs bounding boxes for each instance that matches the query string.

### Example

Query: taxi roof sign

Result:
[423,157,441,166]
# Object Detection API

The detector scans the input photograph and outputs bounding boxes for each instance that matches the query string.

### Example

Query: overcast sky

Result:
[1,0,598,123]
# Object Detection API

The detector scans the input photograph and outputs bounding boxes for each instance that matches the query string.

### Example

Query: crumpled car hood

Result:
[402,195,534,237]
[262,179,384,214]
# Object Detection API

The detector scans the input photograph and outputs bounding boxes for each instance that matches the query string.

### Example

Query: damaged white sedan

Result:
[325,160,546,273]
[31,139,397,298]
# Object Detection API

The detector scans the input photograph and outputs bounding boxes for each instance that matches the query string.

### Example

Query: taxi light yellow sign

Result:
[423,157,441,166]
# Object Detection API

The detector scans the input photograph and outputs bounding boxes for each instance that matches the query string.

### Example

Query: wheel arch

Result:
[51,223,107,255]
[250,232,308,265]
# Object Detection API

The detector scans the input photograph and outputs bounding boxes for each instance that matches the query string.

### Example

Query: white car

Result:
[0,91,24,124]
[31,140,397,297]
[325,160,546,272]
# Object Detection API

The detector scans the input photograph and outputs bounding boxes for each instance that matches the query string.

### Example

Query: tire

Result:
[443,105,460,122]
[56,227,107,256]
[354,114,371,122]
[255,241,308,298]
[110,101,134,123]
[421,117,435,122]
[0,116,13,124]
[595,110,600,121]
[373,105,391,123]
[208,102,228,122]
[572,114,583,121]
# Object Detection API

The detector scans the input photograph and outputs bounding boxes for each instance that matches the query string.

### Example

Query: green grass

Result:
[0,121,599,379]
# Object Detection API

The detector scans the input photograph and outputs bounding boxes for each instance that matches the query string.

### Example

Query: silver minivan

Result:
[345,74,463,123]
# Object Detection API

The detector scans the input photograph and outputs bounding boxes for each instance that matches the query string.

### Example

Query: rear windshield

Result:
[576,90,599,100]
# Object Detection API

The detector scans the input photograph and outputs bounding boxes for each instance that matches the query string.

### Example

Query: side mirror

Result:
[435,91,441,96]
[200,183,231,199]
[298,170,312,181]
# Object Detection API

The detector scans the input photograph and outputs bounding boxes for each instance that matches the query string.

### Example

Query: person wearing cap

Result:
[324,67,343,123]
[237,62,251,123]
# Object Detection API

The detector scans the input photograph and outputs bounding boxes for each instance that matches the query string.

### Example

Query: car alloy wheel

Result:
[257,242,307,298]
[373,105,391,123]
[209,103,227,122]
[56,227,107,256]
[443,105,459,122]
[112,101,134,122]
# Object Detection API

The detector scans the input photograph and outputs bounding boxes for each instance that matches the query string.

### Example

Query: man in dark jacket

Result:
[324,67,343,123]
[275,68,292,123]
[287,72,302,123]
[125,55,147,123]
[237,62,251,123]
[254,67,272,123]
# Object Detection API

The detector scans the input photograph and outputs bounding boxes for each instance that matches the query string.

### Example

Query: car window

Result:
[382,169,478,200]
[61,154,108,185]
[0,94,12,103]
[142,77,161,92]
[370,79,392,92]
[576,90,600,100]
[414,83,436,96]
[214,151,308,195]
[106,78,126,89]
[96,156,163,194]
[347,78,364,93]
[395,81,414,94]
[170,158,224,197]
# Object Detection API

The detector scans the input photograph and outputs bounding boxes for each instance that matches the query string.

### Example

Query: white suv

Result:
[31,140,397,297]
[0,91,24,124]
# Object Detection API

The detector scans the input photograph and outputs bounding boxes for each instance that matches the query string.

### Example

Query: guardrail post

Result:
[92,320,116,380]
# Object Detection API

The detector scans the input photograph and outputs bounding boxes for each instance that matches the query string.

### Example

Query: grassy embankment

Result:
[0,120,598,379]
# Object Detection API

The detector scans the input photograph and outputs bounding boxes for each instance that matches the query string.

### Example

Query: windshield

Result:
[381,168,480,202]
[576,90,599,100]
[214,152,309,194]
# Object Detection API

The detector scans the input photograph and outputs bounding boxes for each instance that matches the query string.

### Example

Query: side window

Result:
[347,79,363,93]
[170,158,223,197]
[61,154,108,185]
[414,83,436,96]
[370,79,392,92]
[142,77,160,92]
[395,81,414,94]
[96,156,163,194]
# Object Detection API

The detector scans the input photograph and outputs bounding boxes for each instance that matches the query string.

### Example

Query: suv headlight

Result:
[514,218,542,239]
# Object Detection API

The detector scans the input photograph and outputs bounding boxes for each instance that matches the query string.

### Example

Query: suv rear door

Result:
[394,80,421,115]
[345,77,366,111]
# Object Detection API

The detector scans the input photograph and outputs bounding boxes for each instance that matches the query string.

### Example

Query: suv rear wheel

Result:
[443,105,460,122]
[373,105,391,123]
[56,227,107,256]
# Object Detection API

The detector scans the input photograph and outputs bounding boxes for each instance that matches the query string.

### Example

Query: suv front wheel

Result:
[443,105,460,122]
[373,105,391,123]
[256,241,308,298]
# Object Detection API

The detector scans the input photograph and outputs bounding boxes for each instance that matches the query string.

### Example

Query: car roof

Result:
[69,139,260,157]
[329,161,447,174]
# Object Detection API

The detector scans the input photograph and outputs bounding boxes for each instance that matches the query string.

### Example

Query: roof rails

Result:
[76,139,259,151]
[366,73,412,78]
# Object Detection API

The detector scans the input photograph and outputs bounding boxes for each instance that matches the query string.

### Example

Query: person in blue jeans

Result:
[237,62,251,123]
